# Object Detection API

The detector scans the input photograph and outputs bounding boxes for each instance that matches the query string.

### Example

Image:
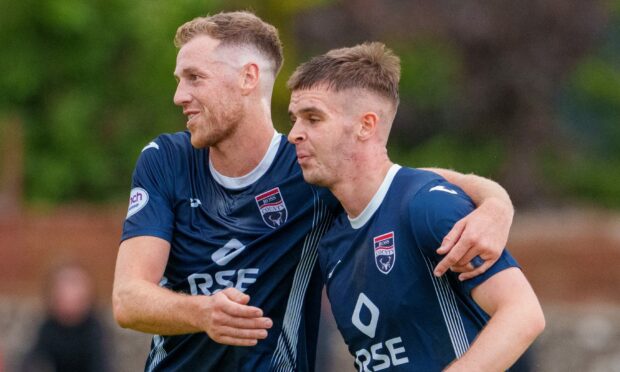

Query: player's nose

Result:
[287,121,305,144]
[173,81,191,106]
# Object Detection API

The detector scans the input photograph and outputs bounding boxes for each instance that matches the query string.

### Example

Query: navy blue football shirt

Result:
[319,165,519,371]
[122,131,339,372]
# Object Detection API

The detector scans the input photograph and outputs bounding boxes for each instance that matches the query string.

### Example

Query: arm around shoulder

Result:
[423,168,514,280]
[424,168,512,210]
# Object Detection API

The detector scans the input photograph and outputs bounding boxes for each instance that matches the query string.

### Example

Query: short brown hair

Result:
[287,42,400,106]
[175,11,284,74]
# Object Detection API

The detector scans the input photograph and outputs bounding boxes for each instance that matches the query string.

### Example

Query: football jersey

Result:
[121,131,339,372]
[319,165,519,371]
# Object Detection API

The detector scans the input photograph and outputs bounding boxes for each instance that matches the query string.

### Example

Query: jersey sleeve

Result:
[408,179,519,293]
[121,137,176,243]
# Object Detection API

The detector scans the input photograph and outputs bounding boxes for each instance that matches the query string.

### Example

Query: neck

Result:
[330,149,393,218]
[210,102,275,177]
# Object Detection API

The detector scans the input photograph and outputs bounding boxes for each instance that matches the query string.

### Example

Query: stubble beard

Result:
[190,101,244,149]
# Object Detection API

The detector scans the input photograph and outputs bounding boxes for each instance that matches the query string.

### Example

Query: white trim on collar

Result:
[348,164,402,229]
[209,131,281,190]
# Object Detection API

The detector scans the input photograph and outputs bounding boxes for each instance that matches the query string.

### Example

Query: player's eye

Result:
[308,116,321,124]
[289,115,297,126]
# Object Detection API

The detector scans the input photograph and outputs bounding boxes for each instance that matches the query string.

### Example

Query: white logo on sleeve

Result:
[141,141,159,152]
[211,239,247,266]
[126,188,149,218]
[429,185,458,195]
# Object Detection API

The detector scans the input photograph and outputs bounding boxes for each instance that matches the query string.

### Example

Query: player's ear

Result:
[240,63,260,95]
[357,112,378,141]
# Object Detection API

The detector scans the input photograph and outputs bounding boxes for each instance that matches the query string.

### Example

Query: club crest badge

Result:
[255,187,288,228]
[374,231,396,274]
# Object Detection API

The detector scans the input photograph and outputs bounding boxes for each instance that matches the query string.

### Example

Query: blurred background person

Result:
[20,262,110,372]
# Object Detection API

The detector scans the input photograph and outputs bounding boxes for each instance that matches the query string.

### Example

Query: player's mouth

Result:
[184,110,201,128]
[296,151,313,165]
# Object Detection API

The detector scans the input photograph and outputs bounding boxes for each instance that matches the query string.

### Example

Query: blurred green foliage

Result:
[398,42,460,111]
[550,3,620,208]
[0,0,619,208]
[1,0,223,203]
[390,135,505,178]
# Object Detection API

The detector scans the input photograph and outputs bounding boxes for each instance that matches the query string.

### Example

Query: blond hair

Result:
[175,11,283,74]
[287,42,400,106]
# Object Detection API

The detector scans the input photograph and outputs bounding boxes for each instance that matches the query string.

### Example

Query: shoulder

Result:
[145,131,192,154]
[135,131,195,166]
[129,132,197,194]
[400,169,475,247]
[394,167,444,194]
[388,167,452,213]
[406,170,475,219]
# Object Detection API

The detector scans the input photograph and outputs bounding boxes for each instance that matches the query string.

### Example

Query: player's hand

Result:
[198,287,272,346]
[433,197,513,281]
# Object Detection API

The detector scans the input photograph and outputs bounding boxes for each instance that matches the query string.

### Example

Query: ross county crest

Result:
[255,187,288,228]
[374,231,396,274]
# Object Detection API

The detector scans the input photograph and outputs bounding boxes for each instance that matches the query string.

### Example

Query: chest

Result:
[326,225,439,321]
[173,166,316,239]
[165,167,334,286]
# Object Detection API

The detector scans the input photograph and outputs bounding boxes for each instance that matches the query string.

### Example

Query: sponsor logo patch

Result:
[126,187,149,218]
[374,231,396,274]
[211,239,246,266]
[255,187,288,228]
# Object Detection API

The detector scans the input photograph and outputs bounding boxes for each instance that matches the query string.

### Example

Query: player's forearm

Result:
[445,302,545,371]
[113,279,204,335]
[426,168,513,214]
